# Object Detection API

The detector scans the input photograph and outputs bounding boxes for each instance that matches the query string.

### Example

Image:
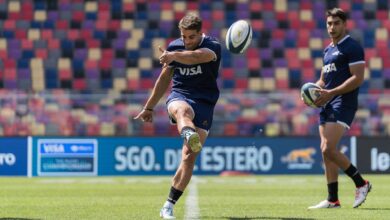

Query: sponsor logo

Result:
[177,65,202,76]
[42,144,65,153]
[0,153,16,166]
[37,139,98,176]
[70,145,94,153]
[40,142,95,154]
[332,51,343,56]
[371,148,390,171]
[281,147,316,169]
[115,145,274,172]
[322,63,337,73]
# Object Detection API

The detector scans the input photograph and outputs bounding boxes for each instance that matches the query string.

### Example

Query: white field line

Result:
[184,176,200,220]
[37,179,77,184]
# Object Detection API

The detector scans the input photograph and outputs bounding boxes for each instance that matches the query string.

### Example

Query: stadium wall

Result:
[1,136,389,176]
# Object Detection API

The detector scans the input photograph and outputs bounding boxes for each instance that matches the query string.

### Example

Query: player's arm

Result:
[315,69,326,88]
[315,63,364,106]
[328,63,365,95]
[144,65,173,109]
[159,48,217,65]
[134,66,173,122]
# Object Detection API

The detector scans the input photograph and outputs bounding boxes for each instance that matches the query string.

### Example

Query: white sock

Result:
[181,127,195,141]
[163,201,174,208]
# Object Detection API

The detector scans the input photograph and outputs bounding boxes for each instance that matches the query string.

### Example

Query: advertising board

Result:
[0,138,28,176]
[33,138,98,176]
[356,137,390,173]
[98,137,352,175]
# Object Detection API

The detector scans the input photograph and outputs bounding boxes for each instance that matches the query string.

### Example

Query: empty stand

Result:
[0,0,388,136]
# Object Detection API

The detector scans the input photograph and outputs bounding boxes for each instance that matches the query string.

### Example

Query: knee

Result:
[174,107,193,119]
[321,141,336,159]
[321,147,333,159]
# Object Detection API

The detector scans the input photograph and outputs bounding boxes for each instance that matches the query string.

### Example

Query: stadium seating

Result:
[0,0,389,136]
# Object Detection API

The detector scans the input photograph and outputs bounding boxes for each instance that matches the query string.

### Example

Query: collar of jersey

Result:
[197,33,205,46]
[330,34,350,47]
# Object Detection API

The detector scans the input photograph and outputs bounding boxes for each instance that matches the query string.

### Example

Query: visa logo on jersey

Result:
[322,63,337,73]
[178,66,202,76]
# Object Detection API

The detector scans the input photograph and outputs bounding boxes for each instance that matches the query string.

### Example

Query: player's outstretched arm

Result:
[159,47,216,65]
[134,65,173,122]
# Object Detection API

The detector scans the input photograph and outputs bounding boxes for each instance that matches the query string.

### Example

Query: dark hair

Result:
[178,13,202,32]
[326,8,347,22]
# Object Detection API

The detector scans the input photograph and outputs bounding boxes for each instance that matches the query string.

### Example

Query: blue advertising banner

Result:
[98,137,352,175]
[355,137,390,173]
[98,137,180,175]
[32,138,98,176]
[0,138,28,176]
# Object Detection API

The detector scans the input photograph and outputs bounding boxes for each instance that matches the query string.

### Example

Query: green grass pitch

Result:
[0,175,388,219]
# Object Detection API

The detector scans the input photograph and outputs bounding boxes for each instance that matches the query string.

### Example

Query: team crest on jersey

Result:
[177,65,203,76]
[322,63,337,73]
[332,51,343,56]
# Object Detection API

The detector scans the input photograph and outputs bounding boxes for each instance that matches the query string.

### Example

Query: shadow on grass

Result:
[0,218,42,220]
[360,208,390,211]
[203,216,316,220]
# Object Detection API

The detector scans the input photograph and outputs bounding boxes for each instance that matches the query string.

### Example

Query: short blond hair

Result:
[178,13,202,32]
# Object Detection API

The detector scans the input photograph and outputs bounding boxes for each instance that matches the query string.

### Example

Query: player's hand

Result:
[133,109,153,123]
[159,46,174,65]
[314,89,333,107]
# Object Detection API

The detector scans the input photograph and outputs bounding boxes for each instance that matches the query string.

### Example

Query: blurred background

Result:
[0,0,388,138]
[0,2,388,219]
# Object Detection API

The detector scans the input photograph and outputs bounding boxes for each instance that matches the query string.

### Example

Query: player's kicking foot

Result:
[187,132,202,152]
[308,200,341,209]
[160,206,176,219]
[353,180,372,208]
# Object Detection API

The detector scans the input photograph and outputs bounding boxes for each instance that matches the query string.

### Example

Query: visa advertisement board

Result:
[98,137,352,175]
[32,138,98,176]
[0,138,28,176]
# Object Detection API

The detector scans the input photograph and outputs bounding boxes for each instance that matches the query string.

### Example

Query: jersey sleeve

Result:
[347,43,365,66]
[200,40,221,62]
[166,42,179,68]
[166,42,175,52]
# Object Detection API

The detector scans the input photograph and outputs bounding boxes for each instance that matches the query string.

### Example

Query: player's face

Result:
[180,29,202,50]
[326,16,346,40]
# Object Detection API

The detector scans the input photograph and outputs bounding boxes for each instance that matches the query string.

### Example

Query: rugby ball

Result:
[301,82,321,108]
[225,20,252,54]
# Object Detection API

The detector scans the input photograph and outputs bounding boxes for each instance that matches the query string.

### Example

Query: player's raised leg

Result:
[168,100,202,152]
